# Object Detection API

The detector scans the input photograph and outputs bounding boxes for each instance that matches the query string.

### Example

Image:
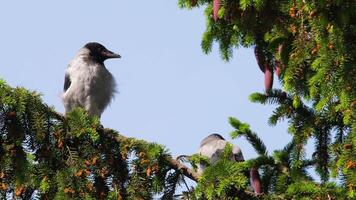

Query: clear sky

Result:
[0,0,294,181]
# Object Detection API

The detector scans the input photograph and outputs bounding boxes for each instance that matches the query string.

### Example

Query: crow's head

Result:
[200,133,225,147]
[84,42,121,63]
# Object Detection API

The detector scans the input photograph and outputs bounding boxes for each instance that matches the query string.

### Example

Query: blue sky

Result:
[0,0,292,173]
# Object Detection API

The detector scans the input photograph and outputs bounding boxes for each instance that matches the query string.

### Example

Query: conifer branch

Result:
[103,128,200,182]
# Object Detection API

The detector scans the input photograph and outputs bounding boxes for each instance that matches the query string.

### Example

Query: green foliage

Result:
[229,117,267,155]
[0,70,353,199]
[178,2,355,197]
[249,89,354,189]
[194,157,250,199]
[229,118,351,199]
[284,181,348,200]
[66,108,100,142]
[187,116,350,199]
[0,80,187,199]
[189,153,211,170]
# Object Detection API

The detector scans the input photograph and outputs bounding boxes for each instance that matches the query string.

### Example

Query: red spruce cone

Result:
[264,65,274,92]
[254,47,265,73]
[213,0,220,21]
[250,167,262,194]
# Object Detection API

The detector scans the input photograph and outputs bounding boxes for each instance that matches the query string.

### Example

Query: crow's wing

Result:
[63,73,71,92]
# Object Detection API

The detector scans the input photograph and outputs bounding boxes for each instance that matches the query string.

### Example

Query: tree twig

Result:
[166,155,199,181]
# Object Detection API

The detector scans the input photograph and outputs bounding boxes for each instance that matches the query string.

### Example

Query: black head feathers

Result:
[84,42,121,63]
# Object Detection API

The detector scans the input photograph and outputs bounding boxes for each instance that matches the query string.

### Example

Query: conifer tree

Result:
[0,79,204,199]
[1,0,355,199]
[0,83,351,199]
[177,0,355,198]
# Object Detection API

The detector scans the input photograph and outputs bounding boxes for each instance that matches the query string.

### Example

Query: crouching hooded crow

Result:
[198,133,261,194]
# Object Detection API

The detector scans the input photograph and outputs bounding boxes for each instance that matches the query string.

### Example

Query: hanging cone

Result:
[264,65,274,92]
[213,0,220,21]
[250,167,262,194]
[254,46,265,73]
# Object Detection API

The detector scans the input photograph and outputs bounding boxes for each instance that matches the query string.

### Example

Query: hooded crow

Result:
[198,133,244,173]
[198,133,261,194]
[61,42,121,117]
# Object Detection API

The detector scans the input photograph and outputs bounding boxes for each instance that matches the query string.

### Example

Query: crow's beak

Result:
[102,49,121,59]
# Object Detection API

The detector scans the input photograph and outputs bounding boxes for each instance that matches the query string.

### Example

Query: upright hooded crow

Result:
[198,133,261,194]
[61,42,121,117]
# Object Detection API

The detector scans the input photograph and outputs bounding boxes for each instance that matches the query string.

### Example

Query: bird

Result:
[197,133,244,173]
[61,42,121,117]
[198,133,261,194]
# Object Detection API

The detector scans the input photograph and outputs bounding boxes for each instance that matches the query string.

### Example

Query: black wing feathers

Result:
[63,73,71,92]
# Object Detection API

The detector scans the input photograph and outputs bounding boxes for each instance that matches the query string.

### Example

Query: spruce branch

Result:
[229,117,267,156]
